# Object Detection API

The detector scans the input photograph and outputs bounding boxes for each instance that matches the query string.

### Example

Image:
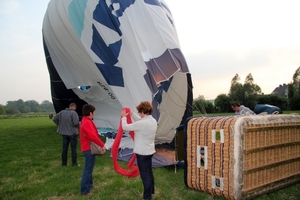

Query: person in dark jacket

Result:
[53,103,80,166]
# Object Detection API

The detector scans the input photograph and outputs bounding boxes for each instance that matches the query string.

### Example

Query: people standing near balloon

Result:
[80,104,106,196]
[121,101,157,200]
[53,103,80,166]
[231,102,255,115]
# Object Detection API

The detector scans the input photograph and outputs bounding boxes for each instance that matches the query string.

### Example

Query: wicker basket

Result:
[184,114,300,200]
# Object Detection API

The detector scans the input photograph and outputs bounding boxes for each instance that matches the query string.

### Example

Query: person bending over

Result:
[231,101,255,116]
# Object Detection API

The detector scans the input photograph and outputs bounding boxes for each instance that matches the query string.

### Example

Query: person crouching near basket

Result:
[121,101,157,200]
[80,104,106,196]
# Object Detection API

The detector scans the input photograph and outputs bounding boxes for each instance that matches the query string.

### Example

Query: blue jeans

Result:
[80,150,95,194]
[62,135,77,166]
[136,154,154,199]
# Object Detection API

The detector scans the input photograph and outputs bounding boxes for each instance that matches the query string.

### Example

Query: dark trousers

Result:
[62,135,77,166]
[136,154,154,200]
[81,150,95,194]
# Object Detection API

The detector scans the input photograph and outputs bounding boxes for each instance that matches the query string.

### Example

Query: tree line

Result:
[193,66,300,113]
[0,99,55,115]
[1,67,299,115]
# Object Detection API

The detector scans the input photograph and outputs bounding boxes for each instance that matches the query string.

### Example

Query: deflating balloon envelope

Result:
[43,0,193,144]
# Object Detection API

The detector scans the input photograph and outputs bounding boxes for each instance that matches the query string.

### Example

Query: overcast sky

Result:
[0,0,299,105]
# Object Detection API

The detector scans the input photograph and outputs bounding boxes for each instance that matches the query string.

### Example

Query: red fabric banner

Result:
[111,107,139,177]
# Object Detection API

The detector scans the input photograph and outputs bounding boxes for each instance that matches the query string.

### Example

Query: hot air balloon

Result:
[43,0,193,167]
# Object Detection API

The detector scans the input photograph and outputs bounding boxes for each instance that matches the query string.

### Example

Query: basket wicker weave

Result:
[184,114,300,200]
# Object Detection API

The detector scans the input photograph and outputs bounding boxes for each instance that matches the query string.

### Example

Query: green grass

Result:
[0,117,299,200]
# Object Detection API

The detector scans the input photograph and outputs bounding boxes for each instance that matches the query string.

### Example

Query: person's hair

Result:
[136,101,153,115]
[69,103,77,108]
[231,102,240,107]
[82,104,95,116]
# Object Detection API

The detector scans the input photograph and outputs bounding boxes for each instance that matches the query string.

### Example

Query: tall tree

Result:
[288,83,294,99]
[40,100,55,112]
[243,73,261,108]
[24,100,40,112]
[214,94,231,112]
[193,95,214,114]
[289,66,300,110]
[229,73,261,109]
[6,99,25,112]
[5,107,19,114]
[292,66,300,95]
[19,105,30,113]
[229,74,244,103]
[231,73,240,85]
[0,105,5,115]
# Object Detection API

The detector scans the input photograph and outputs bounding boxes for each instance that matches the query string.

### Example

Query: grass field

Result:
[0,116,299,200]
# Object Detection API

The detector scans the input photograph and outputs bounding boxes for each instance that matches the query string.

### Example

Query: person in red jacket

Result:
[80,104,106,196]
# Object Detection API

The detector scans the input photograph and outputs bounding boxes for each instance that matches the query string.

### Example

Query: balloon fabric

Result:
[43,0,193,146]
[43,0,194,167]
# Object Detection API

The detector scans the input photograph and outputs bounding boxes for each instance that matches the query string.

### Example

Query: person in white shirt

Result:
[231,101,255,115]
[121,101,157,200]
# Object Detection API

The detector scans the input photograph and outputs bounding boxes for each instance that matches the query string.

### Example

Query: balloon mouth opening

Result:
[78,86,91,91]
